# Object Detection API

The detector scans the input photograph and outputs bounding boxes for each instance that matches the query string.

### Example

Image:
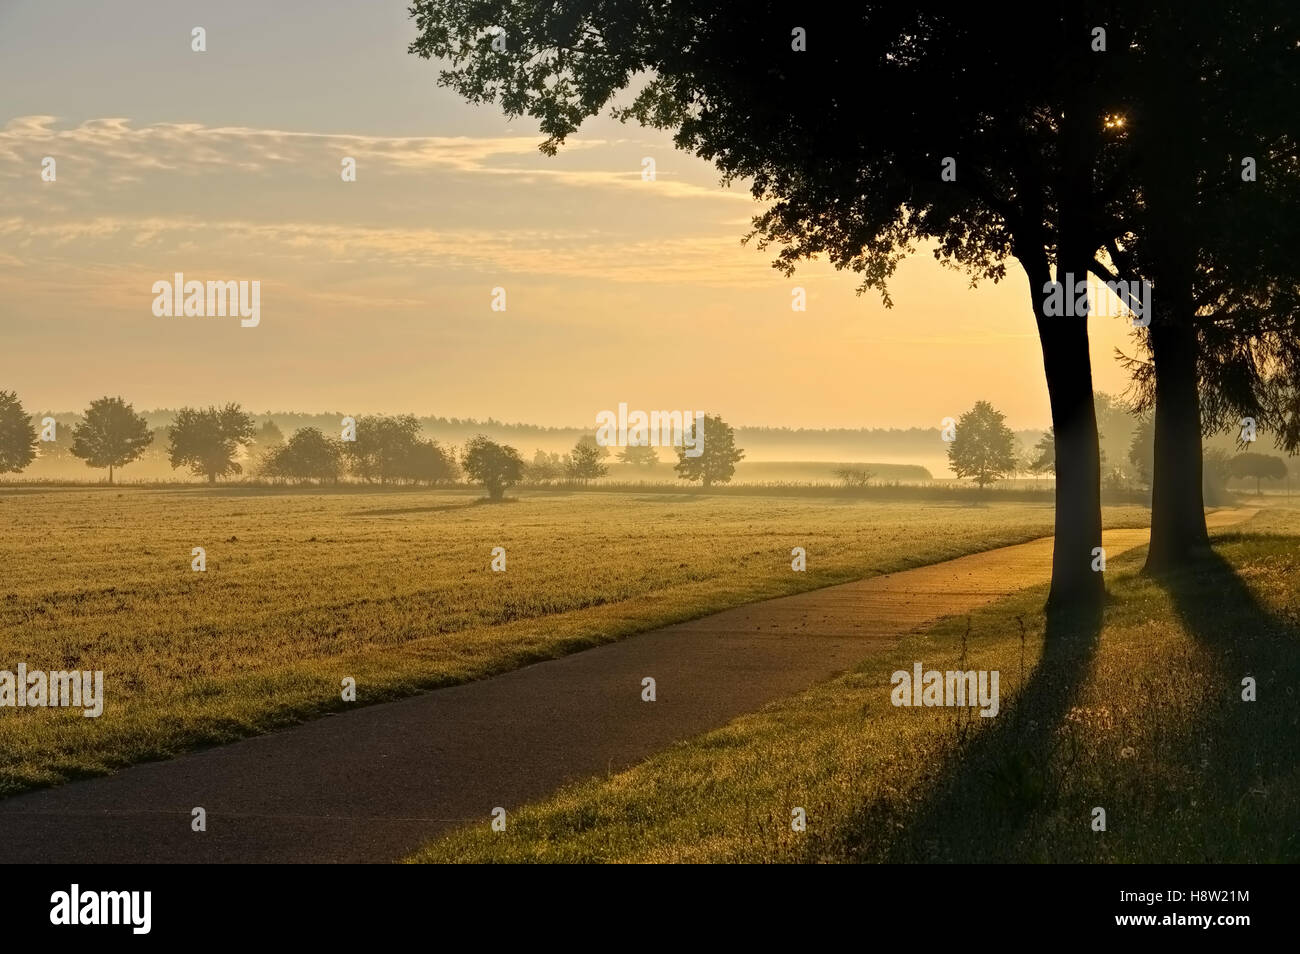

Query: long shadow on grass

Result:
[826,605,1102,868]
[840,601,1104,862]
[843,538,1300,863]
[1152,541,1300,861]
[352,499,487,517]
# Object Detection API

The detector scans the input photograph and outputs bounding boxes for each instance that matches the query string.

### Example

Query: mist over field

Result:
[13,405,1289,492]
[1,0,1297,895]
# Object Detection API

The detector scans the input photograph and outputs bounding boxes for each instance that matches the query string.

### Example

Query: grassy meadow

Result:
[408,506,1300,863]
[0,484,1151,796]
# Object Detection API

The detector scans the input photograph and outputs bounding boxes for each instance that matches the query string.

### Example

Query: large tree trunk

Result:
[1145,316,1209,571]
[1038,311,1106,611]
[1138,22,1210,574]
[1035,49,1105,614]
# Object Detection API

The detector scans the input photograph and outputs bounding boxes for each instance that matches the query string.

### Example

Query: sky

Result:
[0,0,1142,429]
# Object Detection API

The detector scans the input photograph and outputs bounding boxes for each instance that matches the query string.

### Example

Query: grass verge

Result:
[408,507,1299,863]
[1,489,1149,796]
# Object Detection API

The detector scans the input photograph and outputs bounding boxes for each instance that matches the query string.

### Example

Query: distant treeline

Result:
[7,396,1289,496]
[29,409,1023,462]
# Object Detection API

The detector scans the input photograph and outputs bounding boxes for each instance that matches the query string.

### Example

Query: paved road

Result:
[0,509,1254,863]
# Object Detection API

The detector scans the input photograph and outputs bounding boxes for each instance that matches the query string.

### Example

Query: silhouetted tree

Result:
[833,466,873,488]
[0,390,38,474]
[248,419,285,470]
[1128,417,1155,490]
[948,401,1017,488]
[70,396,153,483]
[410,1,1124,608]
[255,418,284,449]
[1229,453,1287,495]
[406,438,458,485]
[29,413,78,468]
[566,437,608,483]
[1030,429,1057,477]
[617,444,660,467]
[168,404,255,484]
[342,414,424,484]
[527,449,564,482]
[1104,2,1300,571]
[674,414,743,488]
[264,427,344,484]
[1093,393,1136,481]
[1202,448,1234,507]
[461,435,524,500]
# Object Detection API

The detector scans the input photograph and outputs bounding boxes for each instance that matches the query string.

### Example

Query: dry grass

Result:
[0,484,1149,795]
[408,507,1300,863]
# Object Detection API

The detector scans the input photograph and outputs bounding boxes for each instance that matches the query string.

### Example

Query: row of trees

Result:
[408,0,1300,611]
[0,391,749,493]
[951,399,1289,494]
[1,392,251,484]
[0,393,452,486]
[454,415,746,498]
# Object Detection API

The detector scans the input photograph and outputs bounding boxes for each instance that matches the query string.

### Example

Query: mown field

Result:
[408,506,1300,863]
[0,485,1152,796]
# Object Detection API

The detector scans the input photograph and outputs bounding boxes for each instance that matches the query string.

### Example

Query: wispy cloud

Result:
[0,116,751,203]
[0,214,784,286]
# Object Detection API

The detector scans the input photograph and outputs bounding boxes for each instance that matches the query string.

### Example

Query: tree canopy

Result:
[263,427,345,484]
[674,414,744,488]
[948,401,1018,488]
[167,404,256,484]
[409,0,1126,606]
[70,396,153,484]
[566,436,608,483]
[0,390,38,474]
[461,435,525,500]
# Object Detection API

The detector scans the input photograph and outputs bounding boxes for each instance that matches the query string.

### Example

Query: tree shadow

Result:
[1150,541,1300,861]
[352,499,488,517]
[854,600,1105,862]
[840,537,1300,863]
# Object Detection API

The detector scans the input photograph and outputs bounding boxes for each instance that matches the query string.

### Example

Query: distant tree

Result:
[30,414,78,466]
[142,425,170,456]
[406,439,458,485]
[408,0,1126,609]
[0,390,38,474]
[254,418,284,449]
[342,414,423,484]
[1101,467,1129,495]
[566,437,609,483]
[1128,417,1155,490]
[264,427,344,484]
[1229,453,1287,495]
[674,414,744,489]
[167,404,256,484]
[948,401,1017,489]
[1202,448,1234,507]
[526,449,564,482]
[1094,393,1136,482]
[248,419,286,474]
[461,435,525,501]
[70,396,153,483]
[1030,429,1056,477]
[576,434,610,460]
[617,444,660,467]
[833,466,874,488]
